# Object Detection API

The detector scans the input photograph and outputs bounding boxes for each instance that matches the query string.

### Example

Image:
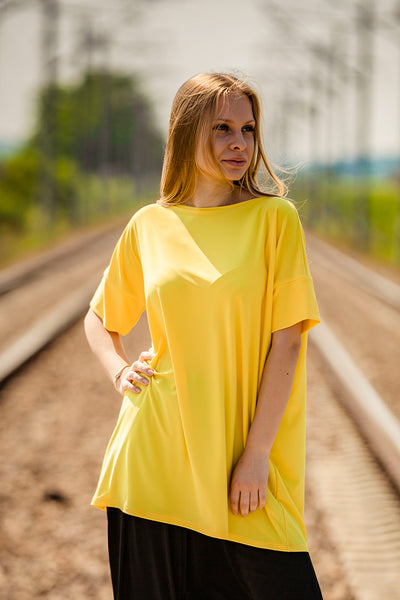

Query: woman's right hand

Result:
[116,350,156,395]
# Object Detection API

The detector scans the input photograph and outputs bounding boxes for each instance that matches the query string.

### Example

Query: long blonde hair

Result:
[159,72,287,205]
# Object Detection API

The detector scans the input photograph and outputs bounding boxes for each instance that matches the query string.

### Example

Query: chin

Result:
[221,169,247,182]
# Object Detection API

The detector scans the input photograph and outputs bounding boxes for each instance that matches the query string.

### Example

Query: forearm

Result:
[245,324,302,456]
[84,308,130,385]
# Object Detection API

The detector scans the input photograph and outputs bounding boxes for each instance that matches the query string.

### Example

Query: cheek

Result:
[248,136,255,158]
[212,136,226,157]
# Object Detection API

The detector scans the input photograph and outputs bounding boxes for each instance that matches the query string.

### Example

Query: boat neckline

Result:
[156,196,278,212]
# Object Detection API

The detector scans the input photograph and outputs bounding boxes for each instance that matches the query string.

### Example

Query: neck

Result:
[187,176,246,208]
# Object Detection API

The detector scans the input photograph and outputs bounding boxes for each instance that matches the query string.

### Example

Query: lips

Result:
[222,158,247,167]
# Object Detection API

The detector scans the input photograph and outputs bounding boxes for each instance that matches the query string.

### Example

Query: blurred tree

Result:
[33,71,164,180]
[0,148,38,229]
[0,148,81,229]
[0,69,164,246]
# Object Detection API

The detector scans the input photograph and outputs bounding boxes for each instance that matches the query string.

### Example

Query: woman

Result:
[84,72,322,599]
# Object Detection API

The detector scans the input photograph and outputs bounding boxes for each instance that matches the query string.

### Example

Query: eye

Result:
[242,125,255,133]
[213,123,229,132]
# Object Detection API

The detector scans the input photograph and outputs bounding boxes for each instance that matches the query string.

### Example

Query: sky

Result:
[0,0,399,164]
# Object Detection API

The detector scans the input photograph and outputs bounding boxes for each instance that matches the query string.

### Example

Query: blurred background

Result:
[1,1,400,599]
[1,0,399,266]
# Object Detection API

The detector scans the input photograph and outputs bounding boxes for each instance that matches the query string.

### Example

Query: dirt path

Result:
[308,247,400,421]
[1,227,399,599]
[0,313,356,600]
[0,229,121,355]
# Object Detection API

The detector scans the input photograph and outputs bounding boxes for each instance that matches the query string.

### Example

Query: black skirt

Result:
[107,508,323,600]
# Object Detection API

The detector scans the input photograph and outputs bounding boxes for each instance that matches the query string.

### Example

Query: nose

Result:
[230,129,246,151]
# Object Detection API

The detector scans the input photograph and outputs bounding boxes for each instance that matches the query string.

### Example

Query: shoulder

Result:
[256,196,299,221]
[123,201,164,230]
[131,201,162,221]
[257,197,305,247]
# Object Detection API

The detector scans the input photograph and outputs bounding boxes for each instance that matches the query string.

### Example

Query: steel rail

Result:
[307,233,400,312]
[1,232,400,502]
[310,322,400,495]
[0,222,124,296]
[0,276,99,383]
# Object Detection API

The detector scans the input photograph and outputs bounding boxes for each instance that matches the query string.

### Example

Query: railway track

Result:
[305,235,400,599]
[0,222,400,599]
[305,347,400,600]
[0,221,124,381]
[307,235,400,494]
[0,223,123,297]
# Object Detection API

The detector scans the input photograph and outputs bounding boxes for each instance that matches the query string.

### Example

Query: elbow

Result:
[83,308,91,328]
[83,308,100,341]
[83,309,92,342]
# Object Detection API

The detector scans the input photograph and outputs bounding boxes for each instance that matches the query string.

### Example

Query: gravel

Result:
[0,314,353,599]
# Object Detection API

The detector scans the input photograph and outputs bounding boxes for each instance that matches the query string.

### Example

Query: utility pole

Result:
[78,19,96,172]
[395,0,400,264]
[39,0,59,225]
[355,0,375,250]
[325,25,347,171]
[98,31,110,213]
[308,57,322,172]
[334,24,351,168]
[132,94,145,195]
[308,44,332,224]
[0,0,23,15]
[324,25,352,219]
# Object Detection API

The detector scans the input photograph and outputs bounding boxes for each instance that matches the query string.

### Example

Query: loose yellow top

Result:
[90,196,320,551]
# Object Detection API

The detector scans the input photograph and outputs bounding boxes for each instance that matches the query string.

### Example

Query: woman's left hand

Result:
[229,450,269,517]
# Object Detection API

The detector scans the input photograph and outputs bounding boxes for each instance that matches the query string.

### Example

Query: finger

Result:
[123,379,142,394]
[249,490,258,513]
[239,491,250,517]
[258,486,267,509]
[121,369,146,393]
[119,366,153,394]
[230,485,240,516]
[132,361,155,377]
[138,351,156,362]
[128,370,151,386]
[116,373,141,394]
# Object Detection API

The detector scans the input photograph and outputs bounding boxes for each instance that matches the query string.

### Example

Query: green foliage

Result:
[369,181,400,262]
[0,148,39,228]
[0,148,83,229]
[33,71,164,176]
[0,69,164,264]
[294,174,400,267]
[53,155,83,223]
[0,161,150,266]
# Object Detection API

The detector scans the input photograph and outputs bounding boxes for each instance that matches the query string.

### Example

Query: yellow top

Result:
[90,196,320,551]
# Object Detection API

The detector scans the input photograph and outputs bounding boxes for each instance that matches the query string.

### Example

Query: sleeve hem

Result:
[89,277,146,336]
[271,317,320,335]
[271,276,320,335]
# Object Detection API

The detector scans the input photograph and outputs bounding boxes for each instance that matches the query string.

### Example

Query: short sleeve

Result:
[90,217,146,335]
[271,202,320,333]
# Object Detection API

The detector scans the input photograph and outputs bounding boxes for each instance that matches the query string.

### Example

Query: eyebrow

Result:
[214,118,256,124]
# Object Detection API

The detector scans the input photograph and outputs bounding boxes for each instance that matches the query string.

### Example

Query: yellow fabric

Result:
[90,196,320,551]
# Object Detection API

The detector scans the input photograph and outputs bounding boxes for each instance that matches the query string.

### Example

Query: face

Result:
[196,93,256,183]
